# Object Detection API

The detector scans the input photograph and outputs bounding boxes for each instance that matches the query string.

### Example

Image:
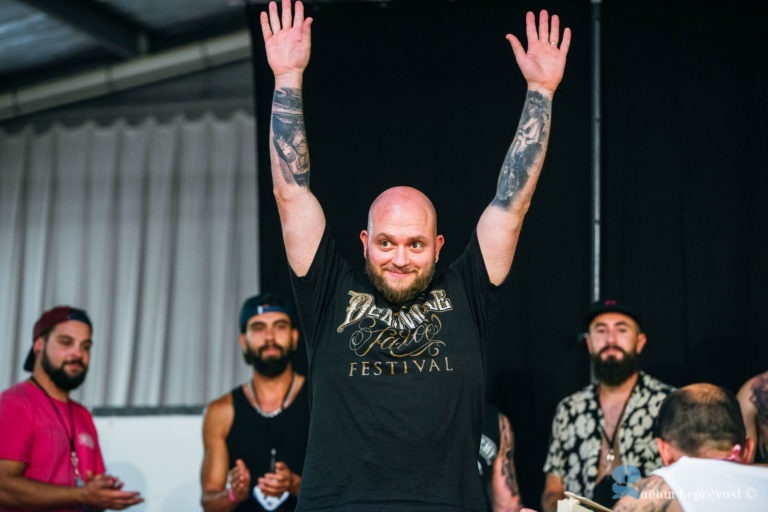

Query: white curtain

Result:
[0,112,258,407]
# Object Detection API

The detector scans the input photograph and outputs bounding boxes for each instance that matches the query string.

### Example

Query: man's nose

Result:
[68,346,86,363]
[392,246,408,267]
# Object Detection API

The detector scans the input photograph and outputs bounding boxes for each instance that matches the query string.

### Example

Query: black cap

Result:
[583,298,643,332]
[239,293,295,333]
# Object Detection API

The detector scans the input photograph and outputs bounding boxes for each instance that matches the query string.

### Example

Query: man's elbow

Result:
[541,490,564,512]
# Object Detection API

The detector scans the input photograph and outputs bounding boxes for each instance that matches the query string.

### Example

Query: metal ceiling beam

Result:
[0,30,251,121]
[17,0,148,58]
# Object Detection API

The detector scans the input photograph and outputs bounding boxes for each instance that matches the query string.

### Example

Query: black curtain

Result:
[248,0,766,505]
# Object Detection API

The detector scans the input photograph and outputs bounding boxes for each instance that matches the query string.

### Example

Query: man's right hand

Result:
[82,472,143,510]
[260,0,313,82]
[227,459,252,504]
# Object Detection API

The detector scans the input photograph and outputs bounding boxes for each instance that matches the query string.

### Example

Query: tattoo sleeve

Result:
[492,90,551,208]
[272,87,310,188]
[613,475,678,512]
[499,414,520,498]
[751,374,768,460]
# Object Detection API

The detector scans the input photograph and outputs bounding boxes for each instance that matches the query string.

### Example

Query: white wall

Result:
[94,413,204,511]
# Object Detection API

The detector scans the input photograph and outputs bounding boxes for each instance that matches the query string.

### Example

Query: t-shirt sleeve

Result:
[449,230,496,340]
[0,390,33,463]
[542,401,568,476]
[289,228,348,352]
[88,419,106,475]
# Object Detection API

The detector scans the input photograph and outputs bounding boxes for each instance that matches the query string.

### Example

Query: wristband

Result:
[228,486,236,504]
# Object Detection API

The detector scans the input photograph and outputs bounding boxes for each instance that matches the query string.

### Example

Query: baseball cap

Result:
[583,298,643,332]
[24,306,93,372]
[239,293,295,333]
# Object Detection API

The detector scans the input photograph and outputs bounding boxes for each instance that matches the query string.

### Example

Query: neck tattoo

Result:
[246,372,297,419]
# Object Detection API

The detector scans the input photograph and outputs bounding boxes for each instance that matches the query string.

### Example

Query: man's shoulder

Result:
[68,398,96,418]
[555,382,597,410]
[639,372,675,395]
[0,381,35,406]
[204,389,235,416]
[202,390,235,437]
[0,382,37,431]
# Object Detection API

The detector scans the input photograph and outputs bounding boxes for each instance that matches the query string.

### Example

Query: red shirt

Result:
[0,380,105,512]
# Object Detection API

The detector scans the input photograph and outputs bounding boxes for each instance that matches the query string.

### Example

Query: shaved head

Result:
[361,186,444,304]
[656,383,745,456]
[367,186,438,235]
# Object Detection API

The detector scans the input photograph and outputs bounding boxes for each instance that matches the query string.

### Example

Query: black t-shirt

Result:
[226,382,310,512]
[478,405,501,512]
[290,229,494,511]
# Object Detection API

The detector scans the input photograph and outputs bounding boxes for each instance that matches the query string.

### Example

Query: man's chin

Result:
[64,366,86,377]
[384,279,415,293]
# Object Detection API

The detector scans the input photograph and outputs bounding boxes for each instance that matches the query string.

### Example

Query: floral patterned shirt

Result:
[543,372,674,499]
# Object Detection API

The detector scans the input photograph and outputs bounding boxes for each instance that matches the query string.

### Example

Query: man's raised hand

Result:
[506,10,571,95]
[260,0,313,80]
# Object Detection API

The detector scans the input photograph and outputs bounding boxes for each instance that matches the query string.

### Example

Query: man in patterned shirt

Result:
[541,299,674,512]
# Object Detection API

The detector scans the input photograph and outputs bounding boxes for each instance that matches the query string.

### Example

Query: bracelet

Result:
[228,486,237,504]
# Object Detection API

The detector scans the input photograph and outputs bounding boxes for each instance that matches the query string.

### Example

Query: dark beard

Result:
[365,258,435,304]
[592,348,639,386]
[42,350,87,391]
[243,345,293,378]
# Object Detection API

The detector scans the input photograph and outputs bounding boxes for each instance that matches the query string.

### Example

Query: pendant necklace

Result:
[597,379,638,465]
[30,376,83,486]
[246,372,296,419]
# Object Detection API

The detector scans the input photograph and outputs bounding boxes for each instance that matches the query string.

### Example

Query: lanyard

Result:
[29,376,83,486]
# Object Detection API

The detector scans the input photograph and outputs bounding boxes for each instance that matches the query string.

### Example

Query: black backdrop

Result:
[248,0,767,505]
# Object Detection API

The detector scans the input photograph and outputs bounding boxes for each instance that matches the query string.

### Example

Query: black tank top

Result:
[226,380,310,512]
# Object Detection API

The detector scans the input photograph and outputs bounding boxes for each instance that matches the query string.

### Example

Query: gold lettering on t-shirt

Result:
[337,290,453,333]
[339,290,459,377]
[348,357,454,377]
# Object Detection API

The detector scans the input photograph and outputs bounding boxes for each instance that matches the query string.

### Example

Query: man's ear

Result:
[291,328,299,351]
[584,333,595,354]
[360,230,369,258]
[741,437,756,463]
[656,438,681,466]
[32,336,44,358]
[636,332,648,354]
[239,333,247,353]
[434,234,445,262]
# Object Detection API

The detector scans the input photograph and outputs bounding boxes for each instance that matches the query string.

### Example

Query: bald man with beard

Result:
[259,1,571,509]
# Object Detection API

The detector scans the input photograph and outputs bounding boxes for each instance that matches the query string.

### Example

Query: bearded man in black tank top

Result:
[201,293,310,512]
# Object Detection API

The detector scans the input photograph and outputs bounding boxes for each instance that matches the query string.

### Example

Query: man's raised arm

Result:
[477,10,571,285]
[261,0,325,277]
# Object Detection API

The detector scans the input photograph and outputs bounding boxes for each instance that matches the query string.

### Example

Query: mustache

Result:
[63,360,86,369]
[598,345,627,356]
[257,344,285,357]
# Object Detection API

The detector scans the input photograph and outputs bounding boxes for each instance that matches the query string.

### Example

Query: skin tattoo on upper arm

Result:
[493,90,550,208]
[272,87,310,187]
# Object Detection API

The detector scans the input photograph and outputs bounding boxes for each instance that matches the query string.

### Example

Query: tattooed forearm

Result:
[492,91,551,208]
[499,414,520,497]
[613,475,679,512]
[272,88,310,187]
